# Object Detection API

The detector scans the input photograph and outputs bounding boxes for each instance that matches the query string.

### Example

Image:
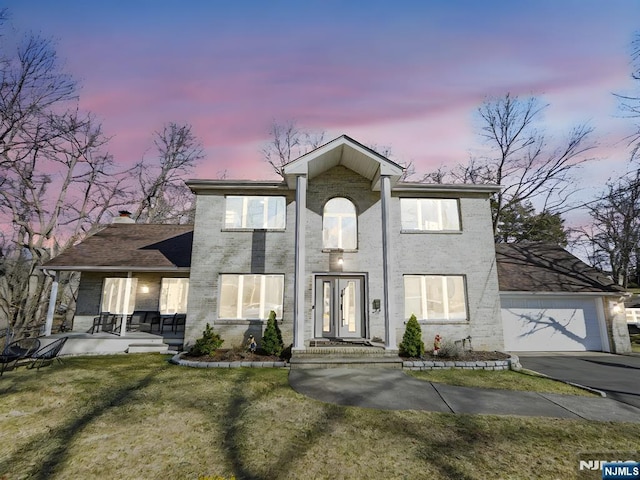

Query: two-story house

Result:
[41,134,632,358]
[184,135,503,355]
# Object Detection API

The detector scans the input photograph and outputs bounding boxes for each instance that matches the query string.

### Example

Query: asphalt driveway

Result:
[517,352,640,409]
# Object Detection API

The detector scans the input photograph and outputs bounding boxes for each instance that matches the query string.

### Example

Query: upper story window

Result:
[323,197,357,250]
[224,196,286,230]
[400,198,460,231]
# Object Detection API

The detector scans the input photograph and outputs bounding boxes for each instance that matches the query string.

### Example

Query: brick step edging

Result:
[170,353,289,369]
[403,354,521,371]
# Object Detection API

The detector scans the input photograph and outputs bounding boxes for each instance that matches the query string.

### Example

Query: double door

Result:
[314,275,364,339]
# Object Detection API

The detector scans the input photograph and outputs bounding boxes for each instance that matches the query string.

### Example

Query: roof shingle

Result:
[495,243,623,294]
[44,224,193,271]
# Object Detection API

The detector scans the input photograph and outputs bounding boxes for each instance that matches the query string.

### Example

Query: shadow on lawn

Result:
[220,370,344,480]
[0,364,170,480]
[392,413,490,480]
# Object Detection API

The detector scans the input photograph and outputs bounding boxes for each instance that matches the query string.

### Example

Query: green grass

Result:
[631,333,640,353]
[0,354,638,480]
[408,369,597,396]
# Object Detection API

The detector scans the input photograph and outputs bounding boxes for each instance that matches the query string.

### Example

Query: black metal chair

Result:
[173,314,186,333]
[160,314,177,334]
[90,312,110,333]
[147,312,161,333]
[0,338,41,376]
[29,337,68,370]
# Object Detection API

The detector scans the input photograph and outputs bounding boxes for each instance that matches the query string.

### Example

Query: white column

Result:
[293,175,307,351]
[120,272,132,337]
[380,175,397,350]
[44,270,59,336]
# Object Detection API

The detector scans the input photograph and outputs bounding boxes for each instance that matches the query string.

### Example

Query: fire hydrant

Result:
[433,334,442,356]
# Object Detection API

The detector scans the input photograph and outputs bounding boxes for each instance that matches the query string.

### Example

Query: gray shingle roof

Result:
[43,224,193,271]
[495,243,623,294]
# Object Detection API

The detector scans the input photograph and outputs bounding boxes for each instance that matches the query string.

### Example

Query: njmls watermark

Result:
[578,453,640,480]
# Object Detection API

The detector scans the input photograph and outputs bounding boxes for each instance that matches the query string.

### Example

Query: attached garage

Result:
[496,243,628,353]
[501,294,607,351]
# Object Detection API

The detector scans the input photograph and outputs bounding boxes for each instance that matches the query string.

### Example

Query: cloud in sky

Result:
[6,0,640,198]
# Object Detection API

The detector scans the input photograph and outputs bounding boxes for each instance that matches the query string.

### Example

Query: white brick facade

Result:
[185,136,504,351]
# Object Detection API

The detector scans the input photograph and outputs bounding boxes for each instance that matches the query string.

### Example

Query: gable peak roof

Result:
[282,134,405,190]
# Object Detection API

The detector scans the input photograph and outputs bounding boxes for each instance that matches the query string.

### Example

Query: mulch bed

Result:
[183,349,285,363]
[403,351,511,362]
[183,349,510,363]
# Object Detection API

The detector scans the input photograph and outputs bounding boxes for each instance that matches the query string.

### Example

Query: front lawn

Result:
[0,354,637,480]
[630,333,640,353]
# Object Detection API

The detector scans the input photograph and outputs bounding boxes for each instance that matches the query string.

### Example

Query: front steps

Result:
[290,344,403,369]
[126,343,170,354]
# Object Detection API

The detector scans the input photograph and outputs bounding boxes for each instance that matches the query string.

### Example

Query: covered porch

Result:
[41,224,193,354]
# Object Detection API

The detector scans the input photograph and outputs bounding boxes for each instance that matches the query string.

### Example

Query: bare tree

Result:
[478,94,594,235]
[262,120,325,177]
[582,170,640,287]
[424,94,594,240]
[132,122,204,224]
[0,16,127,336]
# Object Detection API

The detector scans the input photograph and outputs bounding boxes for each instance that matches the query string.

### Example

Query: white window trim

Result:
[323,197,357,250]
[159,278,189,314]
[219,274,284,320]
[400,198,461,232]
[405,274,468,321]
[224,195,286,230]
[101,277,138,315]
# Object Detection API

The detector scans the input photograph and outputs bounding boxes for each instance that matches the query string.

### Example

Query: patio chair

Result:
[101,314,120,334]
[90,312,110,333]
[29,337,68,370]
[160,314,177,334]
[127,311,146,332]
[147,312,161,333]
[173,314,186,333]
[0,338,41,376]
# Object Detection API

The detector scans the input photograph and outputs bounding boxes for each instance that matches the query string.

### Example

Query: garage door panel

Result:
[501,296,603,351]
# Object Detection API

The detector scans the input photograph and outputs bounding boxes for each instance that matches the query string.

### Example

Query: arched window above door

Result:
[323,197,357,250]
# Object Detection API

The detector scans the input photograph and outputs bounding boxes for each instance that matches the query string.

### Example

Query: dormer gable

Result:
[283,134,405,190]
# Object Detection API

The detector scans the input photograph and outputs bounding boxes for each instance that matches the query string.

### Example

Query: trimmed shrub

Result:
[436,340,464,359]
[261,310,284,356]
[399,314,425,358]
[190,323,224,356]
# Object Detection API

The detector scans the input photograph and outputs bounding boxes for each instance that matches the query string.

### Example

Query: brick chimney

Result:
[112,210,135,224]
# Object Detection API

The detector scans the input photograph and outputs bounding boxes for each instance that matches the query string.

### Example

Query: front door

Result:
[314,276,364,339]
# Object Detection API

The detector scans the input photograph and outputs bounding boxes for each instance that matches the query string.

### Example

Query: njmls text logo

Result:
[601,462,640,480]
[578,453,640,480]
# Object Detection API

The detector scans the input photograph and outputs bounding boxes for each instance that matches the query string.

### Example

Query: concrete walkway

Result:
[288,368,640,423]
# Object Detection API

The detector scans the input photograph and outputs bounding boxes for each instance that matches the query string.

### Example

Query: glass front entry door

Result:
[314,276,364,338]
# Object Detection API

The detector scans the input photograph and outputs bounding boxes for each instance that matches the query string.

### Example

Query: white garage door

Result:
[501,295,605,351]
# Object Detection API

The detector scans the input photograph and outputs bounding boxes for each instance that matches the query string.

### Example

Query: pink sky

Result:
[7,1,640,225]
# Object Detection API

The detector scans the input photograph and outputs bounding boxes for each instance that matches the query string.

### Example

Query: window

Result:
[101,278,138,314]
[400,198,460,231]
[219,274,284,319]
[404,275,467,320]
[224,196,285,229]
[323,197,357,249]
[160,278,189,314]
